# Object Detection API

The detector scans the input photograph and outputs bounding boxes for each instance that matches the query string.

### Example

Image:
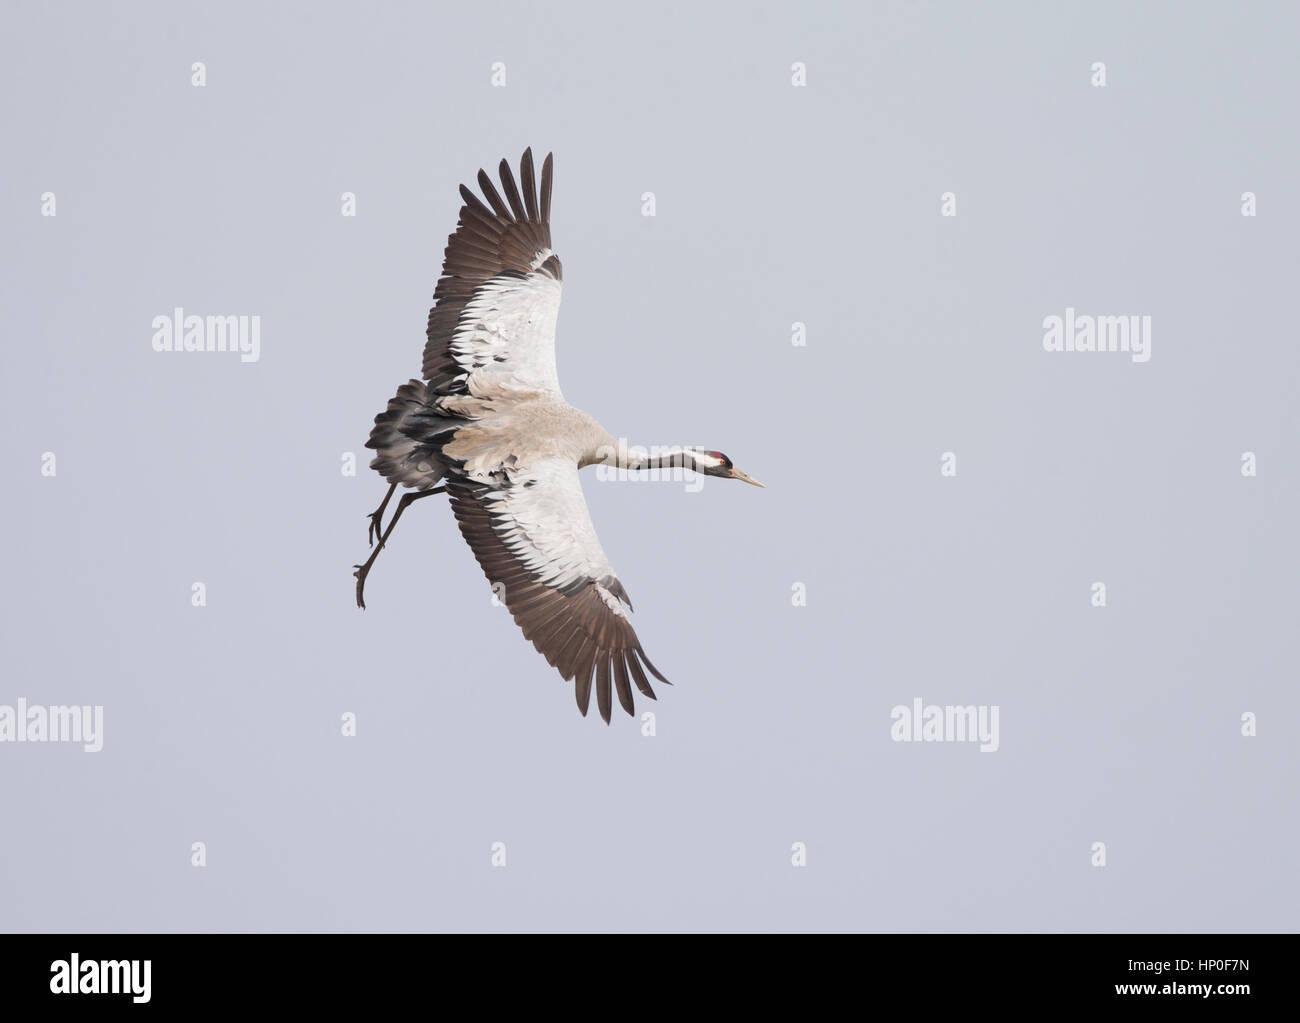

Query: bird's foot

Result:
[365,509,384,548]
[353,564,370,610]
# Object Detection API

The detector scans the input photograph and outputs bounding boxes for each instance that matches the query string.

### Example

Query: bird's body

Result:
[357,149,761,722]
[442,400,615,476]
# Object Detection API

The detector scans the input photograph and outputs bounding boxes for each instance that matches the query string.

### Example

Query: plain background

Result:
[1,1,1296,932]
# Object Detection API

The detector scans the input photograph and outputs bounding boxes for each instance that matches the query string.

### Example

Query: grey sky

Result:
[1,0,1296,932]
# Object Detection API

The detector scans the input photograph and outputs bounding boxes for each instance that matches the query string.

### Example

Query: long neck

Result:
[629,446,709,473]
[595,441,721,475]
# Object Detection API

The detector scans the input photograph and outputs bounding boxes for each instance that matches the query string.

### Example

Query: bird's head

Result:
[696,450,764,487]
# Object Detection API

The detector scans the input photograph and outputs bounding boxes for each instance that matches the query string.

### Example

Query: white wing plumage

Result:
[448,272,564,400]
[446,457,669,722]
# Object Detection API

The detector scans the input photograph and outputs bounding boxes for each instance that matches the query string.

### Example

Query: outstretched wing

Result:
[424,148,565,400]
[447,458,670,723]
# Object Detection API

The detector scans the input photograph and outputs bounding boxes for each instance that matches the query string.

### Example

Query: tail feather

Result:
[365,379,459,490]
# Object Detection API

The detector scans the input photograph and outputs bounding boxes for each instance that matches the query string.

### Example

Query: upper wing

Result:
[446,458,670,723]
[424,148,566,400]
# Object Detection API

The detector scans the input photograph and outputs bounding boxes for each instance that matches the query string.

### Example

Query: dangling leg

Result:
[365,482,399,547]
[354,486,446,609]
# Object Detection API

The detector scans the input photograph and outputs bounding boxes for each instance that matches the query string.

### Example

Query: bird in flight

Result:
[355,148,763,723]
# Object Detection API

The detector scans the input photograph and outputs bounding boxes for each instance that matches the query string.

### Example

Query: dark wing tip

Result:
[458,183,490,216]
[540,152,554,224]
[520,148,538,221]
[613,653,635,716]
[626,652,657,699]
[476,167,512,220]
[498,157,527,221]
[595,656,612,724]
[637,646,671,686]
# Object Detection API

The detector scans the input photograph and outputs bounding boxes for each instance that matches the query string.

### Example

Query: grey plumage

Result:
[361,149,760,722]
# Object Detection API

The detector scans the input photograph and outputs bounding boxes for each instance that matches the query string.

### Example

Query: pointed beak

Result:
[729,468,765,488]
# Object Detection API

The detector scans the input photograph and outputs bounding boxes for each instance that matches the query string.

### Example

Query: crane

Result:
[355,149,763,723]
